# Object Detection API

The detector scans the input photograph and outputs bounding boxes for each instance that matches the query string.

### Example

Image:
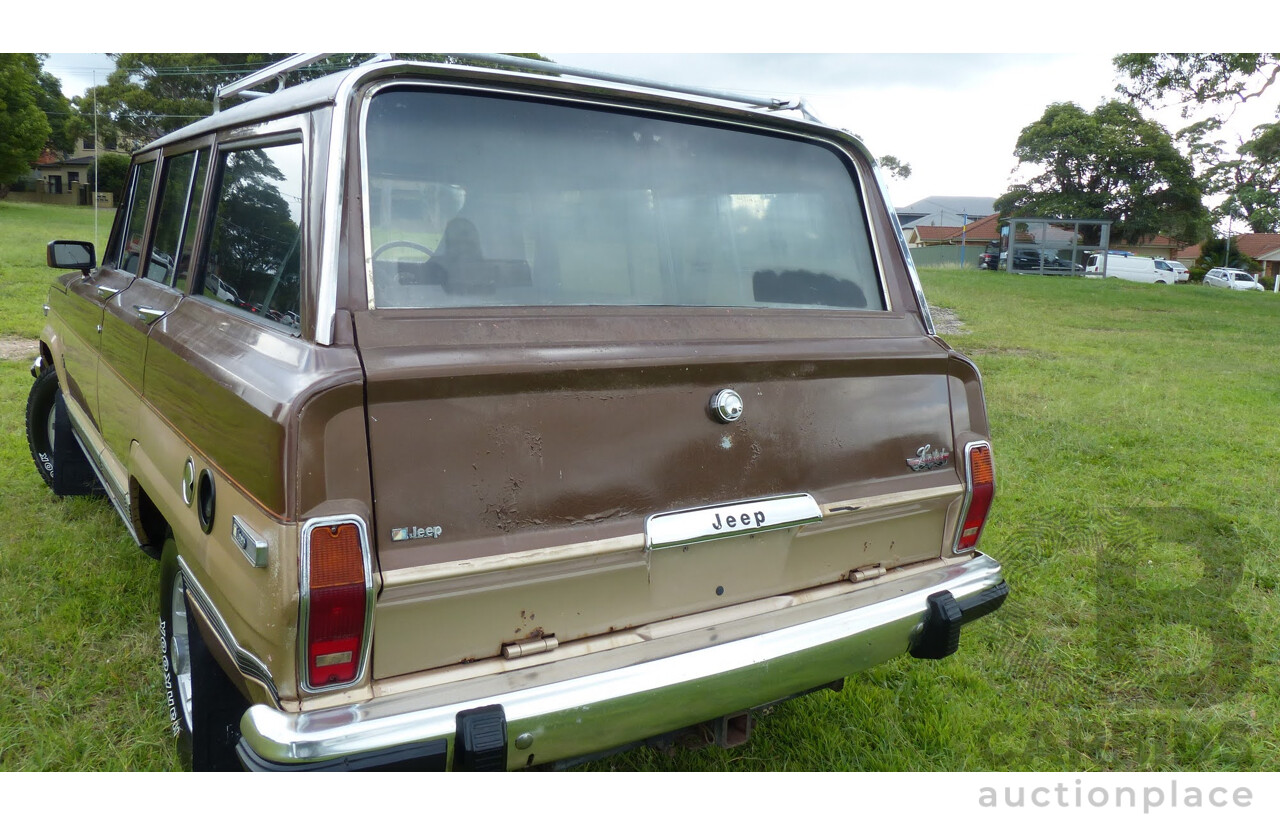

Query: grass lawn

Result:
[1,201,1277,771]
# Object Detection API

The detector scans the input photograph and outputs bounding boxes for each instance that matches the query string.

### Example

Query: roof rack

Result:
[214,53,334,110]
[213,52,821,122]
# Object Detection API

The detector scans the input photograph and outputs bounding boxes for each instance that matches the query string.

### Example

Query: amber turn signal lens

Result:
[957,443,994,552]
[305,522,368,687]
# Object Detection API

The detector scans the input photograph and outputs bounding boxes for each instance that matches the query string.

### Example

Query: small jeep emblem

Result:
[392,525,443,541]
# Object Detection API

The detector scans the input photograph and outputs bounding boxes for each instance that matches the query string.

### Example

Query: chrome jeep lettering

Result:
[391,525,443,541]
[710,510,768,531]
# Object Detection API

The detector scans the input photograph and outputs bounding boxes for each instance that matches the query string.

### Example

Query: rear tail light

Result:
[953,442,995,553]
[301,518,372,690]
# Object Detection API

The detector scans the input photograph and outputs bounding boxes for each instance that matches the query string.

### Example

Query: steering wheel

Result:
[373,240,436,261]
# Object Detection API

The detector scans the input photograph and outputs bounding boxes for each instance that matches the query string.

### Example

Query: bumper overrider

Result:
[237,553,1007,771]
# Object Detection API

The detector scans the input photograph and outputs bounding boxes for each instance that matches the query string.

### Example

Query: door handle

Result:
[96,285,120,300]
[134,305,166,324]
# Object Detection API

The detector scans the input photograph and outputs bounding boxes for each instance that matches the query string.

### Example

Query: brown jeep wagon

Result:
[29,54,1006,770]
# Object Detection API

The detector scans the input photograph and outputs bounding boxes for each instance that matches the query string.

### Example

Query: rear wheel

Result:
[160,537,247,771]
[25,368,59,489]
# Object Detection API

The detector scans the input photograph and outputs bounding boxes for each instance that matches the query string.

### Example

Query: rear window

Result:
[363,88,883,311]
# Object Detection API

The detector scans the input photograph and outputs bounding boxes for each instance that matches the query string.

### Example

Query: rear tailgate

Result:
[354,309,978,679]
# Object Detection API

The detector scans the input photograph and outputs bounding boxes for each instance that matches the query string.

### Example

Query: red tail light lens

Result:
[304,520,369,689]
[955,443,995,553]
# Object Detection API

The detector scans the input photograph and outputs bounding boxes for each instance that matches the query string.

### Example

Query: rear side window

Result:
[364,90,883,311]
[200,141,303,332]
[117,160,156,275]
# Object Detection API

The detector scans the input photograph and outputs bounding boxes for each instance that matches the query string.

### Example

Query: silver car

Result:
[1204,267,1264,291]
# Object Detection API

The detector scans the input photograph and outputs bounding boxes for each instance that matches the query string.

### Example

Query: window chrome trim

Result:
[297,514,375,694]
[316,70,365,345]
[199,126,309,337]
[870,162,935,335]
[354,77,893,314]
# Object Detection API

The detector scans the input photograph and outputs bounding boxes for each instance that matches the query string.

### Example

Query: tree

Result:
[877,155,912,180]
[32,58,74,154]
[1116,53,1280,238]
[1194,237,1259,273]
[1115,54,1280,117]
[0,53,52,196]
[89,152,131,202]
[74,53,555,145]
[1186,119,1280,233]
[995,101,1209,244]
[70,54,288,144]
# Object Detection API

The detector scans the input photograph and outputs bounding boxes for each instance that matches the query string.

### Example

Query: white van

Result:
[1085,253,1168,284]
[1154,258,1189,283]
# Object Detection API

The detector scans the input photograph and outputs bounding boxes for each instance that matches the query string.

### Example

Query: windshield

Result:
[363,88,884,311]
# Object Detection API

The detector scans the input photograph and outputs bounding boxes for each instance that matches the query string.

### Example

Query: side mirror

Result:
[47,240,96,274]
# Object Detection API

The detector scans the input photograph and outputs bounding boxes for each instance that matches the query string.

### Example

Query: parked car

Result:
[1204,267,1265,291]
[28,54,1007,772]
[1085,253,1167,284]
[1040,255,1084,273]
[978,251,1001,270]
[1153,259,1188,283]
[1009,249,1043,271]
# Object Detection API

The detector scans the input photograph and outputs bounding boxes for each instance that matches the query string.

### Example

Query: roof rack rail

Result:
[214,53,336,111]
[213,53,821,122]
[454,53,821,122]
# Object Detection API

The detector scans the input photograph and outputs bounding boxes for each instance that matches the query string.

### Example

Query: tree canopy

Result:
[877,155,911,180]
[1182,118,1280,233]
[1115,53,1280,117]
[73,53,554,145]
[0,53,53,194]
[1115,53,1280,236]
[995,101,1209,244]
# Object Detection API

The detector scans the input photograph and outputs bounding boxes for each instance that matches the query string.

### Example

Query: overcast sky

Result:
[41,50,1279,213]
[31,0,1280,215]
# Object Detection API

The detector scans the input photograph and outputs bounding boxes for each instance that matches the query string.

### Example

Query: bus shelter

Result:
[998,218,1113,275]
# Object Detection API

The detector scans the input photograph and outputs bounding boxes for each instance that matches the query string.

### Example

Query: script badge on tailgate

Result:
[645,493,822,551]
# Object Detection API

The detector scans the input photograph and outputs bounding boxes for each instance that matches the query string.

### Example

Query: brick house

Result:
[25,136,130,207]
[1177,233,1280,278]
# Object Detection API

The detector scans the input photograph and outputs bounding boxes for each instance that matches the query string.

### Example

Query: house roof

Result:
[911,213,1003,244]
[898,196,996,228]
[1126,235,1179,248]
[1178,233,1280,261]
[38,156,95,168]
[953,213,1002,242]
[913,225,962,242]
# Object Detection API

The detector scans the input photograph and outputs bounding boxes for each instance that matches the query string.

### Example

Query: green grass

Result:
[0,201,179,770]
[592,271,1280,771]
[2,203,1277,770]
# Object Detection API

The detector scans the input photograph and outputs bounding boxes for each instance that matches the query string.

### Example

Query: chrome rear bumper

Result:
[238,553,1006,770]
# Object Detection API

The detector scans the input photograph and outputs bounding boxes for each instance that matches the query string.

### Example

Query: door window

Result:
[200,141,303,333]
[149,150,209,289]
[118,161,157,275]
